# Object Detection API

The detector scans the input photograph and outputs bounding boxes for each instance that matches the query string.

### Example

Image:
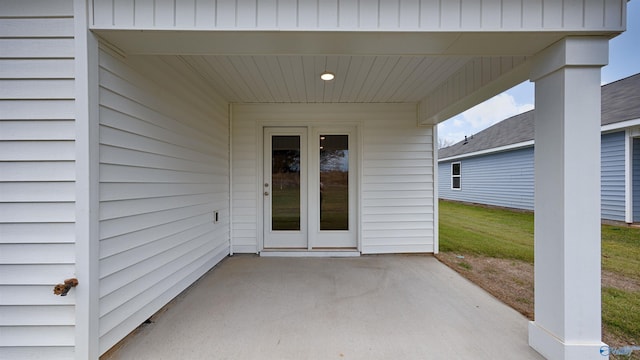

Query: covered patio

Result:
[0,1,629,359]
[102,255,542,360]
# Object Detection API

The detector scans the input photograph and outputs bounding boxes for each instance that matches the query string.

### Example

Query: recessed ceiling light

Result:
[320,71,335,81]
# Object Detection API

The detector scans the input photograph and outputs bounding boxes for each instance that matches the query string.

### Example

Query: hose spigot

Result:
[53,278,78,296]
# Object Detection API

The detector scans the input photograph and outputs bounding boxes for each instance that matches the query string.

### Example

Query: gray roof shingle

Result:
[439,73,640,160]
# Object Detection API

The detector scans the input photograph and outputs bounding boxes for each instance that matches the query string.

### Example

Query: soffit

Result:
[161,54,471,103]
[95,30,615,105]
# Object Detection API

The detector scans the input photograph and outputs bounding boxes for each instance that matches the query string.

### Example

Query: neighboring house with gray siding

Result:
[439,73,640,224]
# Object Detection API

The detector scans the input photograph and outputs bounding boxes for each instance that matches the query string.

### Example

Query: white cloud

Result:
[461,93,534,129]
[437,91,534,145]
[452,118,465,127]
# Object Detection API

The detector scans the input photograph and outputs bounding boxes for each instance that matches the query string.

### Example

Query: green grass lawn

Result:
[272,185,301,230]
[272,182,350,231]
[320,184,349,230]
[438,200,640,348]
[439,200,535,262]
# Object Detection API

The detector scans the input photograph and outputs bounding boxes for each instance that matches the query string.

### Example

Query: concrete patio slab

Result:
[103,255,544,360]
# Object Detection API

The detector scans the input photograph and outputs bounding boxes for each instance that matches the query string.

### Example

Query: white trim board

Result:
[74,0,101,357]
[601,118,640,133]
[439,140,534,162]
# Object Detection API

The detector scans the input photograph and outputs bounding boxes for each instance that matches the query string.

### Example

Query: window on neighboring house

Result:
[451,162,461,190]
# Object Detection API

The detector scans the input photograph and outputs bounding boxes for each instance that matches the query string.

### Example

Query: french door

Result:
[263,126,357,250]
[263,128,308,248]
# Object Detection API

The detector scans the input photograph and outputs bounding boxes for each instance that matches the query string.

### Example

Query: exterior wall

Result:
[438,131,630,222]
[634,138,640,222]
[229,106,259,254]
[439,147,535,210]
[0,1,78,359]
[97,49,230,354]
[91,0,625,31]
[362,107,435,253]
[232,103,434,254]
[601,131,626,221]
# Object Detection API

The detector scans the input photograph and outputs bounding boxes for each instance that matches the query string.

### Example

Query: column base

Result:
[529,321,608,360]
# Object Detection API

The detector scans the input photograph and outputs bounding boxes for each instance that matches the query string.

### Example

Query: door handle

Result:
[264,191,269,196]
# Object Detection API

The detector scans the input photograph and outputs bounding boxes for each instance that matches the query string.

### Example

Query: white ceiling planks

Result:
[379,57,431,102]
[172,54,472,104]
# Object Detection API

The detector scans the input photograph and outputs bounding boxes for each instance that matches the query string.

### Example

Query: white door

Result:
[309,127,357,248]
[263,126,357,250]
[263,128,308,248]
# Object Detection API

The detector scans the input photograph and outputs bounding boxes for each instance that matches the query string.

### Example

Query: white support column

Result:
[528,37,609,360]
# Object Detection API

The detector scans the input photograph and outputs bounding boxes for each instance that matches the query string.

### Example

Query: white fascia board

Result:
[438,140,534,162]
[601,118,640,134]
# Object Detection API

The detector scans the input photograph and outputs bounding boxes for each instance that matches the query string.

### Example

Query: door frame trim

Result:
[257,121,362,254]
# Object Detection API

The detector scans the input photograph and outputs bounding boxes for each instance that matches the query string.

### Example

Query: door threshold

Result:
[260,249,360,257]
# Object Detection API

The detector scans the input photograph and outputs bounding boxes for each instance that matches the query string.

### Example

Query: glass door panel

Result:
[271,136,301,231]
[320,135,349,230]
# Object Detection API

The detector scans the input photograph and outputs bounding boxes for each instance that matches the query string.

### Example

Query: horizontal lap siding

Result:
[98,50,229,354]
[438,148,535,211]
[634,138,640,223]
[0,1,76,358]
[232,103,434,254]
[230,113,258,253]
[91,0,625,31]
[361,109,434,254]
[601,132,626,221]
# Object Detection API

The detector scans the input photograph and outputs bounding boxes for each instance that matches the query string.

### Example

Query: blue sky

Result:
[438,1,640,146]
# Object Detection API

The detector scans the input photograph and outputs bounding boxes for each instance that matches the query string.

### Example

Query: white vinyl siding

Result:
[97,49,230,354]
[91,0,625,31]
[361,107,434,253]
[0,1,77,359]
[229,106,259,254]
[232,103,434,254]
